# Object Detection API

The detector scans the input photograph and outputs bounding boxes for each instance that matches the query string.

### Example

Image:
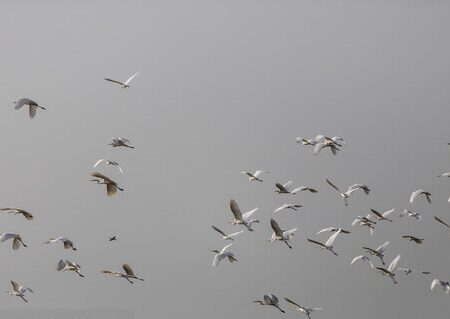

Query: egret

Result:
[0,232,27,250]
[306,229,341,255]
[0,208,33,220]
[211,244,237,268]
[7,281,33,303]
[284,297,323,319]
[268,218,297,249]
[240,170,268,182]
[399,209,422,221]
[109,137,135,148]
[352,215,376,235]
[409,189,432,204]
[211,225,244,241]
[93,159,124,174]
[326,179,370,206]
[44,237,77,250]
[273,203,303,213]
[275,181,318,194]
[228,199,259,231]
[402,235,424,244]
[316,227,350,235]
[102,264,144,284]
[362,241,390,265]
[350,255,375,270]
[13,98,45,118]
[104,72,139,89]
[370,208,394,222]
[376,254,401,284]
[90,172,124,196]
[253,294,285,313]
[56,259,84,277]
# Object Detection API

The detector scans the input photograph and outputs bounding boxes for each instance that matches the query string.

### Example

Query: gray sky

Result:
[1,0,450,318]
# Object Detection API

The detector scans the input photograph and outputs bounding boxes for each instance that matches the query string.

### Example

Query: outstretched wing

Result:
[270,219,284,237]
[229,199,243,221]
[325,229,341,246]
[124,72,139,85]
[122,264,135,276]
[284,297,301,308]
[211,225,227,237]
[326,179,341,193]
[104,78,126,86]
[376,241,390,254]
[410,189,423,204]
[388,254,401,273]
[93,159,106,168]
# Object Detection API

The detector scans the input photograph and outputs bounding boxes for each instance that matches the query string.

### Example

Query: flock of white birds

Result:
[209,134,450,318]
[5,73,143,304]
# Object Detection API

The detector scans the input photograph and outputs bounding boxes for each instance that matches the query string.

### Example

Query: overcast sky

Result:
[1,1,450,318]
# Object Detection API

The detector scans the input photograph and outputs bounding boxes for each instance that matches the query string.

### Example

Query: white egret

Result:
[228,199,259,231]
[0,208,33,220]
[211,225,244,241]
[370,208,395,222]
[102,264,144,284]
[409,189,432,204]
[7,281,33,303]
[399,209,422,221]
[362,241,389,265]
[316,227,350,235]
[90,172,124,196]
[352,215,376,235]
[275,181,318,194]
[350,255,375,270]
[104,72,139,89]
[268,218,297,249]
[306,229,341,255]
[13,98,45,118]
[326,179,370,206]
[273,203,303,213]
[109,137,135,148]
[240,170,268,182]
[284,297,323,319]
[402,235,424,244]
[0,232,27,250]
[56,259,84,277]
[93,159,124,174]
[376,254,401,284]
[44,237,77,250]
[253,294,285,313]
[211,244,237,268]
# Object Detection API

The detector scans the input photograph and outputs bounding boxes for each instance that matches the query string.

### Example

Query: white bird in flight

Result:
[211,225,244,241]
[104,72,139,89]
[253,294,285,313]
[90,172,124,196]
[7,280,33,303]
[273,203,303,213]
[93,159,124,174]
[326,179,370,206]
[268,218,297,249]
[376,254,401,284]
[369,208,395,222]
[313,135,344,156]
[102,264,144,284]
[430,279,450,294]
[13,98,46,118]
[306,229,341,256]
[240,170,268,182]
[350,255,375,270]
[409,189,432,204]
[362,241,390,265]
[228,199,259,231]
[275,181,318,194]
[399,209,422,221]
[211,244,237,268]
[44,237,77,250]
[109,137,135,149]
[56,259,84,277]
[284,297,323,319]
[352,215,376,236]
[0,232,27,250]
[0,208,33,220]
[316,227,350,235]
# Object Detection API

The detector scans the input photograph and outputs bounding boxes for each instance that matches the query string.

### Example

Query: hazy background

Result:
[0,0,449,318]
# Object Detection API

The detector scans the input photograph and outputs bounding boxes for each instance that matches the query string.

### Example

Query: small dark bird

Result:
[434,216,450,228]
[402,235,424,244]
[109,236,117,242]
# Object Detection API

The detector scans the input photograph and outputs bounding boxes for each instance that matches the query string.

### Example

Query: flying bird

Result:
[273,203,303,213]
[284,297,323,319]
[434,216,450,228]
[350,255,375,270]
[228,199,259,231]
[56,259,84,277]
[307,229,341,255]
[90,172,124,196]
[13,98,45,118]
[370,208,395,222]
[352,215,376,236]
[253,294,285,313]
[268,218,297,249]
[101,264,144,284]
[316,227,350,235]
[376,254,401,284]
[396,267,430,275]
[0,208,33,220]
[275,181,318,194]
[104,72,139,89]
[211,244,237,268]
[240,170,268,182]
[409,189,432,204]
[326,179,370,206]
[211,225,244,241]
[399,209,422,221]
[430,279,450,294]
[109,137,135,148]
[7,281,33,303]
[0,232,27,250]
[402,235,424,244]
[313,135,344,155]
[109,236,117,241]
[93,159,124,174]
[362,241,390,265]
[44,237,77,250]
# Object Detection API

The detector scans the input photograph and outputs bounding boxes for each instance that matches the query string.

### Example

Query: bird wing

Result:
[316,227,333,235]
[307,238,326,248]
[270,294,279,304]
[434,216,450,228]
[253,170,264,177]
[270,219,284,237]
[370,209,383,219]
[351,255,365,265]
[283,227,298,238]
[106,184,118,196]
[399,209,408,217]
[19,286,33,293]
[313,143,325,155]
[228,230,244,238]
[242,208,258,221]
[425,193,432,204]
[211,225,227,237]
[283,180,293,189]
[122,264,135,276]
[376,241,390,254]
[10,281,20,291]
[284,297,301,308]
[212,253,227,267]
[410,189,423,204]
[0,232,17,242]
[93,159,106,168]
[275,183,287,192]
[326,179,341,193]
[388,254,401,272]
[104,78,126,86]
[56,259,67,271]
[273,204,289,213]
[117,165,124,174]
[91,171,112,182]
[382,208,395,217]
[124,72,139,85]
[229,199,243,221]
[220,244,233,254]
[325,229,341,246]
[431,279,441,290]
[29,105,37,118]
[14,98,30,109]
